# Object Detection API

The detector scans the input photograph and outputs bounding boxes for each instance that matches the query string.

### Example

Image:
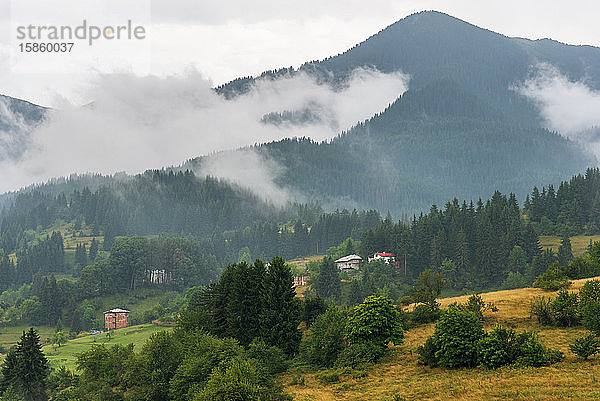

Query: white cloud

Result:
[518,63,600,134]
[517,63,600,159]
[0,67,409,199]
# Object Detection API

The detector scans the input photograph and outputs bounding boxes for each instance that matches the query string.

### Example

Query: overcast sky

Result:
[0,0,599,106]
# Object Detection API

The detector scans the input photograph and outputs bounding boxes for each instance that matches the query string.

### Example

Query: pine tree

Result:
[75,243,88,269]
[313,256,341,300]
[226,260,265,346]
[347,279,364,306]
[88,238,99,262]
[0,328,49,401]
[259,256,301,356]
[557,235,574,266]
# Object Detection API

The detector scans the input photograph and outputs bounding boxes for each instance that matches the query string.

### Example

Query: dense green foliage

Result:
[346,295,403,348]
[418,307,562,369]
[180,257,301,355]
[357,192,543,289]
[48,330,290,401]
[300,306,348,367]
[525,169,600,235]
[569,333,600,360]
[419,305,484,368]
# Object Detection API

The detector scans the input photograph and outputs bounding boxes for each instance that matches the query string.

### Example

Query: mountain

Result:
[218,11,600,126]
[0,94,47,161]
[208,11,600,214]
[2,11,599,241]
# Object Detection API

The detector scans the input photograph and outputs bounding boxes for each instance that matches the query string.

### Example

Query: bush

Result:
[550,290,580,327]
[418,305,484,368]
[192,358,289,401]
[411,304,441,324]
[302,297,327,327]
[580,280,600,335]
[581,302,600,335]
[515,331,563,367]
[579,280,600,306]
[501,271,528,290]
[478,326,518,368]
[334,340,386,368]
[246,339,288,375]
[346,295,403,347]
[464,294,486,320]
[530,296,554,325]
[533,263,571,291]
[315,370,340,384]
[299,306,347,368]
[416,336,439,367]
[569,333,600,360]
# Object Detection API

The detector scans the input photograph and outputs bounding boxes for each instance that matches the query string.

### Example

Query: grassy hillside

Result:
[539,235,600,257]
[43,323,171,371]
[282,277,600,400]
[0,325,56,351]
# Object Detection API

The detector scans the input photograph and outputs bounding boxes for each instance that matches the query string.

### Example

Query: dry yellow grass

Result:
[282,277,600,401]
[539,235,600,257]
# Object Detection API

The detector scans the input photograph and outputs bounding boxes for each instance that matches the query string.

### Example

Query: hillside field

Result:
[539,235,600,257]
[282,277,600,401]
[43,323,171,371]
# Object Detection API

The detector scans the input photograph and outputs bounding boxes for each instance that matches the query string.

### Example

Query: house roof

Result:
[374,252,395,257]
[335,254,363,263]
[104,308,130,314]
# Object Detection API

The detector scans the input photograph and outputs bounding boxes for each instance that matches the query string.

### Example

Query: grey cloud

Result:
[517,63,600,158]
[0,67,409,201]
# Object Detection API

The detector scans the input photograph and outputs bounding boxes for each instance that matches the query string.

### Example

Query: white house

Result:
[368,252,396,264]
[334,254,363,271]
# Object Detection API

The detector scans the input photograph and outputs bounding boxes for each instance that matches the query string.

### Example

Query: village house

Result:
[368,252,396,264]
[293,274,310,287]
[104,308,130,330]
[335,254,363,271]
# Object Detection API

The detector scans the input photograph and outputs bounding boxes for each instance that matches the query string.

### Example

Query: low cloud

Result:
[0,67,409,201]
[198,149,301,206]
[0,96,33,161]
[517,63,600,138]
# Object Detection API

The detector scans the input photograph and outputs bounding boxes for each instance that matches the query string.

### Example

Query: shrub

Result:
[411,304,441,324]
[515,331,563,367]
[501,271,528,290]
[530,296,554,325]
[581,302,600,335]
[419,305,484,368]
[478,326,518,368]
[416,336,439,367]
[302,297,327,327]
[465,294,486,320]
[569,334,600,360]
[533,263,571,291]
[346,295,403,347]
[192,358,288,401]
[550,290,580,327]
[246,339,288,375]
[580,280,600,335]
[334,340,386,368]
[299,306,347,368]
[578,280,600,307]
[315,369,340,384]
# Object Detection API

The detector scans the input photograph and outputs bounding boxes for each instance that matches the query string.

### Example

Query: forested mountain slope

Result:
[209,11,600,214]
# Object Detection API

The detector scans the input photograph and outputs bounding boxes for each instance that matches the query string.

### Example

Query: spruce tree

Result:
[313,256,341,300]
[557,235,574,266]
[88,238,99,262]
[1,328,49,401]
[259,256,301,356]
[75,243,88,269]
